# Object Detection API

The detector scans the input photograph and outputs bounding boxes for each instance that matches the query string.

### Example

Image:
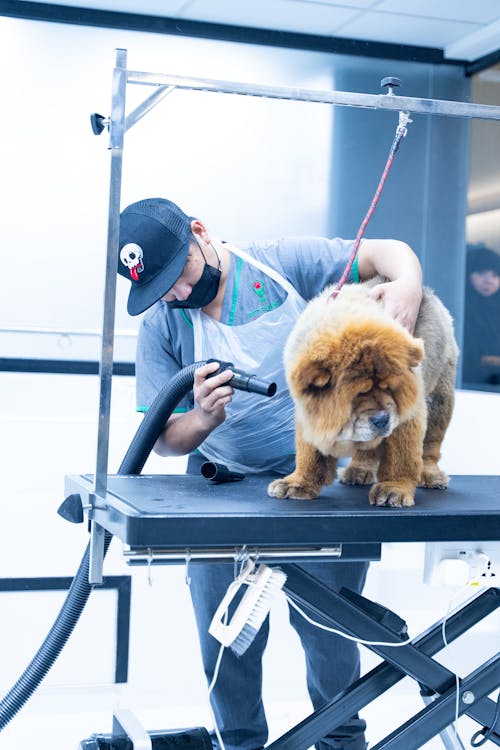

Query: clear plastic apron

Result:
[191,242,306,474]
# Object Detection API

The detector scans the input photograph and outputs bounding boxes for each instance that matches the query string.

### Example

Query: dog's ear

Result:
[291,351,335,393]
[407,337,424,368]
[288,333,340,394]
[306,360,333,390]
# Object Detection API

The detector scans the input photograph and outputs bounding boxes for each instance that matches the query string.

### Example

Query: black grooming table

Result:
[66,472,500,750]
[65,473,500,549]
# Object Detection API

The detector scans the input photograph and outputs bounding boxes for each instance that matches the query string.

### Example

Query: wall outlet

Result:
[423,543,499,588]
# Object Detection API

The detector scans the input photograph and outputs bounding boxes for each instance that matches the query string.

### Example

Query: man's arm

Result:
[154,361,234,456]
[357,239,423,333]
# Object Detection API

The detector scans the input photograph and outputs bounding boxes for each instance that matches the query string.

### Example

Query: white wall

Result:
[0,15,334,348]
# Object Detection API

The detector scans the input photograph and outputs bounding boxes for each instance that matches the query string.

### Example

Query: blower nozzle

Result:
[206,359,277,397]
[200,461,245,484]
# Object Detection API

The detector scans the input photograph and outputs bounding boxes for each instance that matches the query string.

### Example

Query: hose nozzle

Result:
[206,359,277,397]
[201,461,245,484]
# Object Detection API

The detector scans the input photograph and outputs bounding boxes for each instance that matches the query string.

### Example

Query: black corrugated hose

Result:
[0,362,202,731]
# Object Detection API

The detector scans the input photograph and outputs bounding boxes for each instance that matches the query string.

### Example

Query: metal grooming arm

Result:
[82,50,500,748]
[89,47,500,584]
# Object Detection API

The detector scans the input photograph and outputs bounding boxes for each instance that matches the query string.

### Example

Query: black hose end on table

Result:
[201,461,245,484]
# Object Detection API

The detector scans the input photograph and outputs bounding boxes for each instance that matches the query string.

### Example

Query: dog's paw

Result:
[267,476,321,500]
[419,468,449,490]
[369,481,415,508]
[338,465,376,486]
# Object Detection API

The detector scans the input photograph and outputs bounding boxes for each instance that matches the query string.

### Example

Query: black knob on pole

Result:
[381,77,402,93]
[90,112,107,135]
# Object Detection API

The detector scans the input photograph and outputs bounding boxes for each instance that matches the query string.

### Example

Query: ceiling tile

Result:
[334,11,480,48]
[377,0,500,25]
[179,0,359,35]
[446,18,500,61]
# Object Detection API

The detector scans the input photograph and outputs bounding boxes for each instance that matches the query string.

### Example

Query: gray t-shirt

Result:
[136,235,357,412]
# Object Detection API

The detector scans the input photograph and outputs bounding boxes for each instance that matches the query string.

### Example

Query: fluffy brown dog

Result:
[268,278,459,507]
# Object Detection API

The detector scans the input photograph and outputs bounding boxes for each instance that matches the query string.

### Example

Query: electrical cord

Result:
[441,586,465,742]
[285,595,414,647]
[207,612,228,750]
[470,691,500,747]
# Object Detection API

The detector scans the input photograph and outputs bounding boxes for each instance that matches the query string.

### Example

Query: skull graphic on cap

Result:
[120,243,144,281]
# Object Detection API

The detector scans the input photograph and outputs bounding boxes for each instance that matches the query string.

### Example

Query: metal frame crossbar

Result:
[125,70,500,120]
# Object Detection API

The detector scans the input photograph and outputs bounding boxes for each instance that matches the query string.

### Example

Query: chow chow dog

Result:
[268,278,459,507]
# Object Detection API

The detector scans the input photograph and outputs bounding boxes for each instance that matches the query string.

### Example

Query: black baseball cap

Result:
[118,198,195,315]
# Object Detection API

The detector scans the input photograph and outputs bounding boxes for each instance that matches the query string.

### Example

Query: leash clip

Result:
[185,549,192,586]
[397,110,412,139]
[146,547,154,586]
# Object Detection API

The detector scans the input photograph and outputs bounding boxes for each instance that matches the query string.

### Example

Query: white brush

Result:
[209,561,287,656]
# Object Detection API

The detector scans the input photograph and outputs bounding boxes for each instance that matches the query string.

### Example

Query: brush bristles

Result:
[230,568,287,656]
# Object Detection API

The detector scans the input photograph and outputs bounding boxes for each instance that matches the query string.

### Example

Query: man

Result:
[118,197,423,750]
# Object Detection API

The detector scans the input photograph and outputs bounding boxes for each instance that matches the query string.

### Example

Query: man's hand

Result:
[368,277,422,334]
[193,361,234,429]
[156,361,234,457]
[358,239,423,333]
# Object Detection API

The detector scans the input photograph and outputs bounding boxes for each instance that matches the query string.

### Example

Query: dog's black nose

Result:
[370,411,390,431]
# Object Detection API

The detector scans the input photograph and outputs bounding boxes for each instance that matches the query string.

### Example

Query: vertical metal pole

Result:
[90,48,127,584]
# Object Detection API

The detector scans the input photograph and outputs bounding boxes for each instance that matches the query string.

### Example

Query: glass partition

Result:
[465,67,500,391]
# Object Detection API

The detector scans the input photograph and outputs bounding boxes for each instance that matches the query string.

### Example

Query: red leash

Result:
[330,111,412,300]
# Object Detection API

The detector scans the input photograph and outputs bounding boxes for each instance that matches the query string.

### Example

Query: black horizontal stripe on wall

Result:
[0,358,135,376]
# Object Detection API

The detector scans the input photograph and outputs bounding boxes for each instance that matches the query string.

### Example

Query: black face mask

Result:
[167,243,222,309]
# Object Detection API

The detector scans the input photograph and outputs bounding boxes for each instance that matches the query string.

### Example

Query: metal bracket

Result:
[123,544,383,566]
[112,708,152,750]
[125,544,346,564]
[89,519,106,585]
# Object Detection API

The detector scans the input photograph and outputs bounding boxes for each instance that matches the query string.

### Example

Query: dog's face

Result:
[287,320,424,454]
